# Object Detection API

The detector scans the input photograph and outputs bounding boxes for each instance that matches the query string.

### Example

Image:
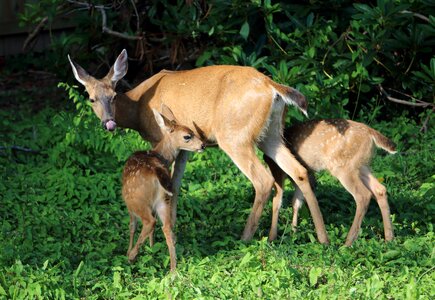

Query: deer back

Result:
[122,151,172,203]
[285,119,379,172]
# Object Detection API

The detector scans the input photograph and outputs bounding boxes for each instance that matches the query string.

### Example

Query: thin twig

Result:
[175,49,199,70]
[0,146,40,154]
[22,16,49,51]
[420,107,434,133]
[99,7,143,41]
[401,10,430,23]
[378,85,434,108]
[68,0,143,40]
[129,0,141,34]
[66,0,108,10]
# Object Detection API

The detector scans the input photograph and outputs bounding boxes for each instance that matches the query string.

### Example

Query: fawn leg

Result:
[333,170,372,246]
[128,208,156,262]
[156,201,177,272]
[127,212,137,256]
[264,155,287,241]
[360,166,394,242]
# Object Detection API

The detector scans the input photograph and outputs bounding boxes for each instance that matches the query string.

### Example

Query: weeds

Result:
[0,85,433,299]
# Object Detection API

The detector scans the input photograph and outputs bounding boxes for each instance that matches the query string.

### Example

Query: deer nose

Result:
[103,120,117,131]
[201,143,206,150]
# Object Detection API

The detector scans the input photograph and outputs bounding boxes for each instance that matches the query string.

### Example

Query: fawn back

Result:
[265,119,396,246]
[122,109,204,271]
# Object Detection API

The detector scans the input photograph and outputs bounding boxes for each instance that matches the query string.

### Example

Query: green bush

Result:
[15,0,435,122]
[0,82,433,299]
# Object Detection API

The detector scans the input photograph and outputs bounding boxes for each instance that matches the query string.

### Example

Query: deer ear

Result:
[107,49,128,86]
[68,54,90,86]
[152,108,167,130]
[160,104,178,124]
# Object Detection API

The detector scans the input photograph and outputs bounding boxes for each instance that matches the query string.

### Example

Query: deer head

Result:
[152,108,205,154]
[68,49,128,131]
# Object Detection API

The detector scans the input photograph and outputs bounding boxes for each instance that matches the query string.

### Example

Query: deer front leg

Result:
[156,199,177,272]
[170,150,190,228]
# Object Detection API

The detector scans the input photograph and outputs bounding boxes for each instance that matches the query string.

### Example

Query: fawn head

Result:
[68,49,128,131]
[152,107,205,153]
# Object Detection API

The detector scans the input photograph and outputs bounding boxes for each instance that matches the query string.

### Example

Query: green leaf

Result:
[309,267,322,286]
[0,285,5,296]
[306,13,314,27]
[240,21,250,40]
[307,47,315,58]
[196,51,213,67]
[239,252,253,267]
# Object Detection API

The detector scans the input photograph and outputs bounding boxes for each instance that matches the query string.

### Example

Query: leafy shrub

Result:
[15,0,434,123]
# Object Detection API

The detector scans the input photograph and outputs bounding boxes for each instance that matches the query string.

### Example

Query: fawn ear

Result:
[68,55,90,86]
[152,109,173,133]
[107,49,128,86]
[160,104,178,124]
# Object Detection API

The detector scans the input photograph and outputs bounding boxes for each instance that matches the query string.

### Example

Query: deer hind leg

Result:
[148,224,155,247]
[261,140,329,244]
[127,212,138,257]
[291,173,317,231]
[333,169,372,246]
[170,150,190,229]
[156,200,177,272]
[360,166,394,242]
[218,141,275,241]
[264,155,287,241]
[291,183,305,232]
[128,208,156,262]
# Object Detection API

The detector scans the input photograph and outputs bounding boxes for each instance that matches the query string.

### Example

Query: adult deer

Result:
[265,119,396,246]
[123,108,205,272]
[68,49,329,244]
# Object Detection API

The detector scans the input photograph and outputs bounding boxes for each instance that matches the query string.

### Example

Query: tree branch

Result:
[0,146,40,154]
[420,107,434,133]
[22,16,49,51]
[67,0,143,41]
[401,10,430,23]
[99,7,143,41]
[378,85,434,108]
[129,0,141,34]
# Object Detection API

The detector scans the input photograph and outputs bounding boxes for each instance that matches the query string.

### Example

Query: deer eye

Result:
[89,98,96,103]
[183,135,192,142]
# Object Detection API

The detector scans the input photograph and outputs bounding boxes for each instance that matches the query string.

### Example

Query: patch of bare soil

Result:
[0,69,63,111]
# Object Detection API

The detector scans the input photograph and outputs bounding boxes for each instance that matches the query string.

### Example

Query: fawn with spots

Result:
[122,108,205,272]
[264,119,396,246]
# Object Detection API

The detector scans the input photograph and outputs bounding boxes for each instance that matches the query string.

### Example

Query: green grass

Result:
[0,95,434,299]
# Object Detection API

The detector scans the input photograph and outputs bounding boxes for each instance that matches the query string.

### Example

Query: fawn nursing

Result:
[122,108,205,271]
[265,119,396,246]
[69,49,330,245]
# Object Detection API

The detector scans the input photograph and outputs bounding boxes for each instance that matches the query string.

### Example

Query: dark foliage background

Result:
[11,0,435,124]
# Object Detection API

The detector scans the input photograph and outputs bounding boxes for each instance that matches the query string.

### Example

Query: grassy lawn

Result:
[0,86,434,299]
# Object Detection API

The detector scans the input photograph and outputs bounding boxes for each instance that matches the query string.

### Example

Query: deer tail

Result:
[271,81,308,117]
[369,127,397,154]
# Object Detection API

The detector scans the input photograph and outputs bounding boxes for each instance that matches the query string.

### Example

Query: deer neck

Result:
[114,94,140,131]
[152,140,179,167]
